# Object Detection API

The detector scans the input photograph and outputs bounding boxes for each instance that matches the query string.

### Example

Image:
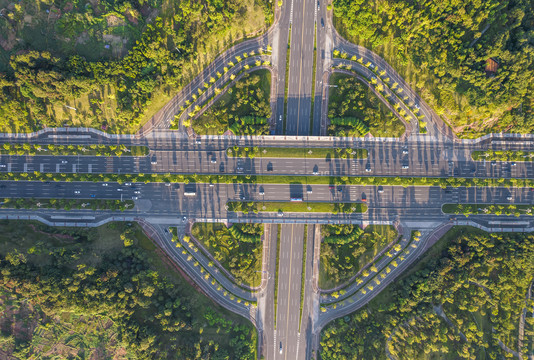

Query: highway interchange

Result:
[1,1,534,359]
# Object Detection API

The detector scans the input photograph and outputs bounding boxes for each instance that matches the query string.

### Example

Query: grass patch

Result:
[226,146,367,159]
[190,222,263,288]
[227,201,367,214]
[442,203,533,217]
[319,225,397,289]
[193,69,271,135]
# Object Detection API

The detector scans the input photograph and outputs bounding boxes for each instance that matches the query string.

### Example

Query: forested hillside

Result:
[0,221,256,359]
[320,227,534,359]
[0,0,271,133]
[333,0,534,138]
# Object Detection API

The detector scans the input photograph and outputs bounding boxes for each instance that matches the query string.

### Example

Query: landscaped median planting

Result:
[0,143,149,156]
[0,198,134,211]
[226,146,368,159]
[0,171,533,190]
[472,150,534,162]
[227,201,367,214]
[442,203,534,217]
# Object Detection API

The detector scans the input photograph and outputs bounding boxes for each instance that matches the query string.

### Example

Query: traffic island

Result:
[190,222,263,288]
[227,201,367,214]
[442,203,534,217]
[319,225,399,290]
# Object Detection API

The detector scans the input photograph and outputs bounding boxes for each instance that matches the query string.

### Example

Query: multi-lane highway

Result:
[1,0,533,358]
[2,136,533,181]
[285,0,315,135]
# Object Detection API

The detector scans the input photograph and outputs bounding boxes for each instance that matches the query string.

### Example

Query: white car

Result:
[124,182,132,186]
[117,188,123,191]
[61,160,68,164]
[165,183,171,186]
[102,183,108,187]
[0,164,6,168]
[365,167,372,172]
[134,191,141,194]
[132,196,138,200]
[506,196,513,201]
[402,165,409,169]
[74,190,80,194]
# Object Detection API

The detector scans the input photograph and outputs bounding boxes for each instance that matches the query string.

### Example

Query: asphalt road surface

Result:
[285,0,315,135]
[274,224,305,360]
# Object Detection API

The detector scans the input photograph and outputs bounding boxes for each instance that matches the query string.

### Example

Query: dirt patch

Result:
[103,34,128,57]
[0,296,42,346]
[123,9,139,25]
[76,31,89,45]
[106,14,126,27]
[452,116,499,135]
[63,2,74,13]
[0,31,16,51]
[28,224,76,242]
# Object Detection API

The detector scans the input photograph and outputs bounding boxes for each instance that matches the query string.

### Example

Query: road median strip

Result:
[0,172,533,190]
[0,143,149,157]
[0,198,134,211]
[227,201,367,214]
[226,146,367,159]
[472,150,534,162]
[442,203,534,217]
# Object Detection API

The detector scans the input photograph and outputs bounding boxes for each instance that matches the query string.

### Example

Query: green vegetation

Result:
[227,146,367,159]
[333,0,534,138]
[328,73,405,137]
[0,0,271,133]
[443,203,534,217]
[472,150,534,162]
[227,201,367,214]
[0,143,148,156]
[2,168,534,204]
[0,198,134,211]
[0,221,256,359]
[320,227,534,359]
[3,170,534,191]
[190,222,263,288]
[319,225,397,289]
[193,69,271,135]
